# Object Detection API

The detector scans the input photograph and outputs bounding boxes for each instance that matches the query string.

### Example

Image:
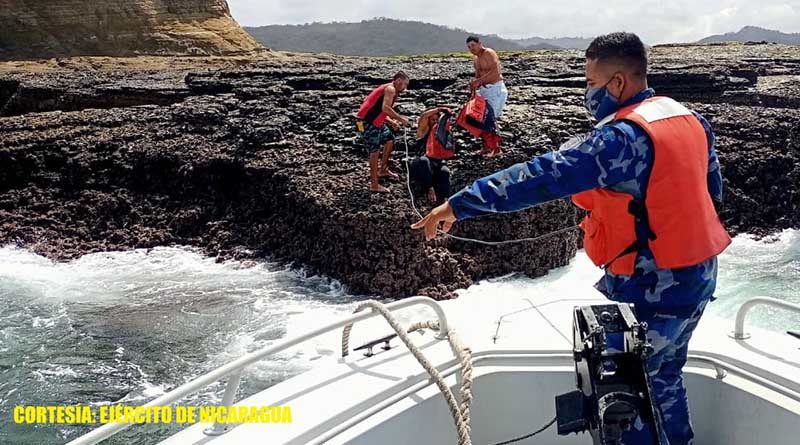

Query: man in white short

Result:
[467,35,508,156]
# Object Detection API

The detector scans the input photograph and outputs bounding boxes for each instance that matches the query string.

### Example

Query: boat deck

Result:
[157,290,800,444]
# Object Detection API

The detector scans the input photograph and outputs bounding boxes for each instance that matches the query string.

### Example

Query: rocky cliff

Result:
[0,0,264,60]
[1,44,798,298]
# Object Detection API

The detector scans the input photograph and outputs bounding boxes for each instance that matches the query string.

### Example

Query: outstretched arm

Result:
[418,107,442,123]
[412,123,650,239]
[415,108,441,138]
[381,86,408,125]
[416,107,453,138]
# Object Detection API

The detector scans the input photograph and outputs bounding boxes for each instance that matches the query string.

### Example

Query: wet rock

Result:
[0,43,798,298]
[0,71,192,117]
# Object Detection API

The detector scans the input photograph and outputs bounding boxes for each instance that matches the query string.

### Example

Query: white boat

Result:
[69,290,800,445]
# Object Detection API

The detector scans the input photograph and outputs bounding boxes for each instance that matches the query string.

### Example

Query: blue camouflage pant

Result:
[609,299,709,445]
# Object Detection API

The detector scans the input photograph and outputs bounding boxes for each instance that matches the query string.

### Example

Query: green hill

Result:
[698,26,800,44]
[244,17,560,56]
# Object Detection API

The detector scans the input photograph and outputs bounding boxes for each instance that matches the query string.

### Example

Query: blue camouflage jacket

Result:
[448,88,722,314]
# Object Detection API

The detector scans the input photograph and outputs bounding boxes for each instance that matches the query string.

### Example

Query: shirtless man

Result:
[467,36,508,156]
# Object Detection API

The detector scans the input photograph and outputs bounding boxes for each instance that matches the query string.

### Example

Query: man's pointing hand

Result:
[411,202,457,241]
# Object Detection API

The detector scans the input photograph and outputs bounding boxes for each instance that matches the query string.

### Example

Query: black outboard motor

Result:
[555,303,665,445]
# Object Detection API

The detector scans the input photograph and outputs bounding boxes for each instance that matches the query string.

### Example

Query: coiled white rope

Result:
[341,300,474,445]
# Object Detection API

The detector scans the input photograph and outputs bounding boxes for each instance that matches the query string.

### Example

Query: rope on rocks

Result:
[401,127,580,246]
[341,300,474,445]
[329,120,597,445]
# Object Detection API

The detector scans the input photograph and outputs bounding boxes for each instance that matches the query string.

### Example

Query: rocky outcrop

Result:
[1,44,798,298]
[0,69,192,116]
[0,0,264,60]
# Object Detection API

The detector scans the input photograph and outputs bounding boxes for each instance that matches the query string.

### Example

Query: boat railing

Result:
[66,296,449,445]
[731,296,800,340]
[66,295,800,445]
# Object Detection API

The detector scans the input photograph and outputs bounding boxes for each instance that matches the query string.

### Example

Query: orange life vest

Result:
[425,111,456,160]
[455,95,501,150]
[456,95,488,138]
[357,83,395,127]
[571,96,731,275]
[465,95,486,125]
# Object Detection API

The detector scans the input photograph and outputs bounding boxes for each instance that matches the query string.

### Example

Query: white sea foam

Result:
[0,231,797,442]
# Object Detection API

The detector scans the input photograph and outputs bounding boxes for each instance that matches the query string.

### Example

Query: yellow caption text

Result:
[13,405,293,425]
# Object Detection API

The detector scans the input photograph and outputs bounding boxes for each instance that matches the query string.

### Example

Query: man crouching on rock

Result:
[409,107,454,205]
[356,71,411,193]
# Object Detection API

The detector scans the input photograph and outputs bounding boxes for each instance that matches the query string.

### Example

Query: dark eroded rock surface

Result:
[1,44,798,298]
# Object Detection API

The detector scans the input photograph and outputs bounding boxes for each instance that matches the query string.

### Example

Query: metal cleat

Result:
[353,333,398,357]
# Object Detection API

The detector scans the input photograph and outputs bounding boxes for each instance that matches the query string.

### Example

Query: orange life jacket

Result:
[571,96,731,275]
[456,95,488,138]
[465,95,486,125]
[456,95,501,151]
[357,83,395,127]
[425,112,456,160]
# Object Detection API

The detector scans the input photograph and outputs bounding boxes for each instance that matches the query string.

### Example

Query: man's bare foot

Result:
[485,149,503,158]
[379,169,400,180]
[370,184,391,193]
[427,188,438,204]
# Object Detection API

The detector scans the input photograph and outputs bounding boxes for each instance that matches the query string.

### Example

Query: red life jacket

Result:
[456,95,501,151]
[571,96,731,275]
[357,83,395,127]
[425,112,456,160]
[456,95,487,137]
[465,95,486,125]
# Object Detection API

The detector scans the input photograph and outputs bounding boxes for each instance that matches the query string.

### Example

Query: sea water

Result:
[0,230,797,444]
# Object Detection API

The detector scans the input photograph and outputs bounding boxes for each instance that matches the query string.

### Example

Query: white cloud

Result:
[228,0,800,44]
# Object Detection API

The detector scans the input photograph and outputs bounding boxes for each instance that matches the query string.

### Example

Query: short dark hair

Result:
[393,70,409,81]
[466,36,480,44]
[585,32,648,77]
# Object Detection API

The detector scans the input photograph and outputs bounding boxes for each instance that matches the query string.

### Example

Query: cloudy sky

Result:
[228,0,799,44]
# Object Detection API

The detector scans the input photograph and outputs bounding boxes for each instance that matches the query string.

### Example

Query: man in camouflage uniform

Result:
[412,32,728,444]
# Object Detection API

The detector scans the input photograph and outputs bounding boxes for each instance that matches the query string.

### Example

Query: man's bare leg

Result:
[482,130,502,157]
[483,118,502,157]
[379,140,399,180]
[369,151,390,193]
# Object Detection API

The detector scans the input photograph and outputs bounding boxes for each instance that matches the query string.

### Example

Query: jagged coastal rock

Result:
[0,0,264,60]
[1,44,798,298]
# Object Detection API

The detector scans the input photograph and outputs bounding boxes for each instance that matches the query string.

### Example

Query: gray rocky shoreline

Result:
[1,44,798,298]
